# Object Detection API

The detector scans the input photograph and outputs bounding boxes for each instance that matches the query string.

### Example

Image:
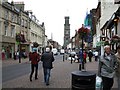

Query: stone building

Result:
[28,12,45,53]
[0,1,46,59]
[1,1,20,59]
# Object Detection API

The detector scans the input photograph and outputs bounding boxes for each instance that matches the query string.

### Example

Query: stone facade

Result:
[1,2,19,59]
[0,1,46,59]
[28,12,45,53]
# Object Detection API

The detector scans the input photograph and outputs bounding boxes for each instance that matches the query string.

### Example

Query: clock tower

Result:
[64,16,70,48]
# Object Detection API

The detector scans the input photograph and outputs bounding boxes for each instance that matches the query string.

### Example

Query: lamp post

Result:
[78,24,89,70]
[16,33,21,63]
[18,43,21,63]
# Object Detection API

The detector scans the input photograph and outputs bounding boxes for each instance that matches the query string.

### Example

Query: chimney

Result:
[14,2,25,11]
[41,22,44,27]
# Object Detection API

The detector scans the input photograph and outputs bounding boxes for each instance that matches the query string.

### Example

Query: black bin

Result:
[71,71,96,90]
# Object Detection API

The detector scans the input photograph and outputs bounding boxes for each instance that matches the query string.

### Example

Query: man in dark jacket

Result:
[41,46,55,86]
[98,45,118,90]
[30,48,40,82]
[88,50,93,62]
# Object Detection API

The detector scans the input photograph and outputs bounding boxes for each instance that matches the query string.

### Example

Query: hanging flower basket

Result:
[78,27,90,39]
[16,33,26,43]
[33,42,39,47]
[104,40,110,46]
[110,35,120,44]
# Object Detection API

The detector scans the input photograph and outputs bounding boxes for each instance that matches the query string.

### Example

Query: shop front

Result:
[20,43,29,58]
[2,43,15,60]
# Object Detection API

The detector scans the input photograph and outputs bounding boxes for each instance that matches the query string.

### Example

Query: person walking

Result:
[115,45,120,90]
[29,52,32,61]
[88,50,93,62]
[41,46,55,86]
[83,51,87,63]
[30,48,40,82]
[79,49,83,63]
[94,50,99,61]
[98,45,118,90]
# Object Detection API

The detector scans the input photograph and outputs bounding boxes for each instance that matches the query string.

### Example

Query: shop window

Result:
[11,25,15,37]
[4,25,8,36]
[4,10,9,20]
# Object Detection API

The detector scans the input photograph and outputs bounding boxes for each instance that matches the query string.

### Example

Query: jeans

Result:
[30,64,38,80]
[95,56,98,61]
[118,77,120,90]
[43,68,51,84]
[89,57,92,62]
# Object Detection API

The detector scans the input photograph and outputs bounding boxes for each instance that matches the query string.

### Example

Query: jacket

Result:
[31,52,40,64]
[83,52,87,59]
[115,52,120,77]
[98,52,118,78]
[41,52,55,69]
[88,51,93,57]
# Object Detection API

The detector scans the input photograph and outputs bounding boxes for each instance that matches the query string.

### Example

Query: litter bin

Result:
[71,71,96,90]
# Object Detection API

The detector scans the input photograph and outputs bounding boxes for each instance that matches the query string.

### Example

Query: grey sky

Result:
[8,0,98,45]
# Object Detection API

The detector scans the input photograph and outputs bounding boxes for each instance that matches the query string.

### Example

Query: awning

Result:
[106,20,114,29]
[106,7,120,29]
[101,21,109,30]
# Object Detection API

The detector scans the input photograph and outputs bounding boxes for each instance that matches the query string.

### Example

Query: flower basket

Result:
[110,35,120,44]
[33,42,39,47]
[104,41,109,46]
[78,27,90,39]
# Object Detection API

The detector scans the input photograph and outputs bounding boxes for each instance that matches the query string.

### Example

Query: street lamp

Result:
[16,33,21,63]
[78,24,90,70]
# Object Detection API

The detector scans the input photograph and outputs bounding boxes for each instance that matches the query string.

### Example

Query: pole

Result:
[81,35,84,69]
[63,54,64,62]
[19,43,21,63]
[71,55,72,64]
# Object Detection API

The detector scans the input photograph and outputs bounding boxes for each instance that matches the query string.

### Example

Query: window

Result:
[21,19,24,26]
[24,20,27,28]
[14,15,17,23]
[11,25,15,37]
[66,31,69,34]
[0,22,1,35]
[5,10,9,20]
[11,13,14,22]
[17,16,20,24]
[4,25,8,36]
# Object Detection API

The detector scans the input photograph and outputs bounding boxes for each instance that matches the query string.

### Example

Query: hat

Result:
[32,48,37,52]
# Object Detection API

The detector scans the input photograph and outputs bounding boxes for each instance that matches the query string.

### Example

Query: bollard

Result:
[71,71,96,90]
[63,54,64,62]
[71,56,72,64]
[79,63,82,71]
[66,54,67,60]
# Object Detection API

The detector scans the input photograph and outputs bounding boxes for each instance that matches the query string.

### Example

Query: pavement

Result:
[2,58,30,67]
[2,57,118,89]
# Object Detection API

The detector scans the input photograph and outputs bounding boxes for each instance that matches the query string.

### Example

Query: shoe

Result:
[30,77,32,82]
[46,83,49,86]
[30,79,32,82]
[35,78,38,80]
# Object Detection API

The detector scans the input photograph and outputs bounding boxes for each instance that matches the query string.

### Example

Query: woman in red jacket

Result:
[30,48,40,82]
[83,51,87,63]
